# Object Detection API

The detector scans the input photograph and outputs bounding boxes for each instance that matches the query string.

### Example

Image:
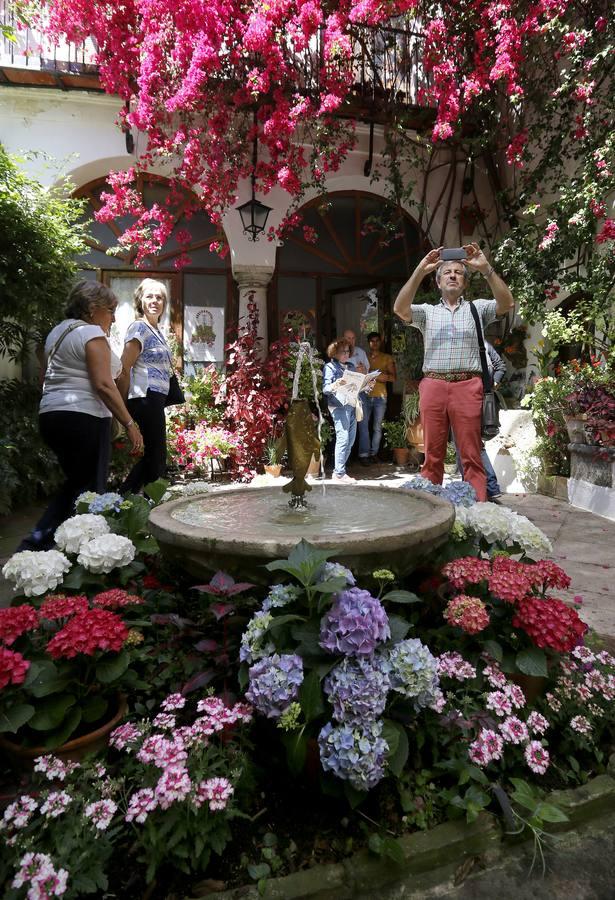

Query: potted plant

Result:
[0,588,145,760]
[403,390,423,450]
[382,417,410,466]
[264,437,283,477]
[444,442,458,475]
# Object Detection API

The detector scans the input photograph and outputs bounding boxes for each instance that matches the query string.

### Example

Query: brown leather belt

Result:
[424,371,482,382]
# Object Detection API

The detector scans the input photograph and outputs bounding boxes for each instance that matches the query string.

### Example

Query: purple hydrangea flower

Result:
[324,655,390,725]
[318,720,388,791]
[441,481,477,507]
[319,588,390,657]
[246,653,304,718]
[386,638,440,710]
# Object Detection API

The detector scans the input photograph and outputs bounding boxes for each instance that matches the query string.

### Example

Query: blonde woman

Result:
[118,278,173,494]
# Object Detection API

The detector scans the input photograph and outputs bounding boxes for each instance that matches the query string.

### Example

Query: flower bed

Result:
[1,481,614,897]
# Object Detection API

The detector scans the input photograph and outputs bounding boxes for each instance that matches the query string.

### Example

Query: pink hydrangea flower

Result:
[193,777,234,811]
[499,716,529,744]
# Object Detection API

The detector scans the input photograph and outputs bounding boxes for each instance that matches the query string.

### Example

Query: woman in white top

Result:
[18,281,143,551]
[117,278,173,494]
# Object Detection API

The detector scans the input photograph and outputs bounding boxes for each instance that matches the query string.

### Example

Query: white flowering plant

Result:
[0,694,253,897]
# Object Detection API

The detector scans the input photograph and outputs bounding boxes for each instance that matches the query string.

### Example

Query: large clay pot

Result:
[406,421,424,451]
[264,464,282,477]
[392,447,411,466]
[0,695,128,767]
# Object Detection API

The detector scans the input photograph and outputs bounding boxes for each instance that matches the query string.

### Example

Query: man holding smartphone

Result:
[393,242,514,501]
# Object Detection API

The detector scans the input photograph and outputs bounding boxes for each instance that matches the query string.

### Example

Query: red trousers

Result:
[419,376,487,501]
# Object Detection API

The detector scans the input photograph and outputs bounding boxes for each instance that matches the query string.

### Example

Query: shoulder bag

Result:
[143,322,186,407]
[468,302,500,440]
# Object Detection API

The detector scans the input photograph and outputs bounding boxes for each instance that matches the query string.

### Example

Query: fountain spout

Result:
[281,341,324,508]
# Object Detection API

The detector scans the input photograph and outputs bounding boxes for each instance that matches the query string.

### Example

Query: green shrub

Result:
[0,380,62,514]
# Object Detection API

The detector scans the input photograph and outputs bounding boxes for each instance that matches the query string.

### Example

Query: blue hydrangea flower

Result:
[316,562,356,586]
[324,656,390,725]
[400,477,443,495]
[318,720,388,790]
[441,481,477,507]
[88,492,124,514]
[239,611,275,663]
[386,638,440,710]
[246,653,304,718]
[261,583,303,612]
[319,589,390,657]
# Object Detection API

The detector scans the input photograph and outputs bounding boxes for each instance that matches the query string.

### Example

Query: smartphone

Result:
[440,247,467,260]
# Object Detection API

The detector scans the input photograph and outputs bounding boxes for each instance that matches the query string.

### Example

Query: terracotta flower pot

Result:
[0,695,128,767]
[264,464,282,477]
[392,447,411,466]
[406,421,424,451]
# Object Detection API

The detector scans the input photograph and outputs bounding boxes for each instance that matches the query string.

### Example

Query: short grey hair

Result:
[435,261,468,285]
[65,280,117,320]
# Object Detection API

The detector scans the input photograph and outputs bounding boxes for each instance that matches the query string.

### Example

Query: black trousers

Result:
[18,411,111,551]
[121,389,167,495]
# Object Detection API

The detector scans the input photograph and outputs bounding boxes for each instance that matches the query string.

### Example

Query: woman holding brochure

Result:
[322,339,379,483]
[322,338,357,483]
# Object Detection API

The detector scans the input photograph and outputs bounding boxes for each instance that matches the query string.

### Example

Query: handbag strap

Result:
[468,302,492,393]
[47,321,88,365]
[142,321,174,370]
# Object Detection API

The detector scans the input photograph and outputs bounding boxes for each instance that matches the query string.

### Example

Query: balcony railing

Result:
[1,0,432,116]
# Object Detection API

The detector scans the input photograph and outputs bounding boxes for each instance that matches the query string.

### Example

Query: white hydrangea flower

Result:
[1,550,71,597]
[54,514,110,554]
[466,503,514,544]
[510,515,552,556]
[77,534,136,573]
[458,503,551,557]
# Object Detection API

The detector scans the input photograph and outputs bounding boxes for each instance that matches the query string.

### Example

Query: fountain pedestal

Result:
[149,484,454,582]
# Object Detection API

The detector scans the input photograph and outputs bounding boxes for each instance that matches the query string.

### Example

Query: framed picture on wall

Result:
[184,305,225,362]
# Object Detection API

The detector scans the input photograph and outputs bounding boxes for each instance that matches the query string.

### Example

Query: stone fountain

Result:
[149,343,454,581]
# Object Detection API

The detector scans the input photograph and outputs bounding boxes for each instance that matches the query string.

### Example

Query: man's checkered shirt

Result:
[409,297,498,373]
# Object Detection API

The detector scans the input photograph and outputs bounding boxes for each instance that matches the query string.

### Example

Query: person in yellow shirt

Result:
[358,332,397,465]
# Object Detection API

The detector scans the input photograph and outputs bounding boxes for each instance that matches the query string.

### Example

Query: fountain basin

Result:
[149,484,455,582]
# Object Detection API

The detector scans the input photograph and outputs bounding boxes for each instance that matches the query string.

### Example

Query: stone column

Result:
[233,265,274,357]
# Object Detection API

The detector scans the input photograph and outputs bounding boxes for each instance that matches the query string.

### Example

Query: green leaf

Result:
[384,722,409,778]
[238,664,249,691]
[82,694,108,724]
[382,590,422,605]
[281,730,307,775]
[43,707,82,748]
[267,614,305,631]
[133,535,160,555]
[312,577,347,594]
[28,693,76,731]
[25,660,69,698]
[368,833,383,855]
[299,670,325,722]
[388,614,411,643]
[0,702,35,733]
[248,863,271,881]
[482,639,503,663]
[515,647,548,677]
[61,565,85,590]
[96,649,129,684]
[142,478,169,505]
[382,836,405,866]
[535,803,568,824]
[510,778,540,812]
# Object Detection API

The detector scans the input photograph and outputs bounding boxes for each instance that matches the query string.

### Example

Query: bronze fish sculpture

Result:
[277,399,321,506]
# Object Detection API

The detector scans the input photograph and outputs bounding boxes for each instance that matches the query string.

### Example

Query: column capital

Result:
[232,264,274,289]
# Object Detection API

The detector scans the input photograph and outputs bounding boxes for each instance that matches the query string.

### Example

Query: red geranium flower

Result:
[444,595,490,634]
[40,595,89,621]
[46,609,129,659]
[512,596,587,652]
[441,557,491,590]
[92,589,144,609]
[0,646,30,689]
[0,605,39,646]
[525,560,571,593]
